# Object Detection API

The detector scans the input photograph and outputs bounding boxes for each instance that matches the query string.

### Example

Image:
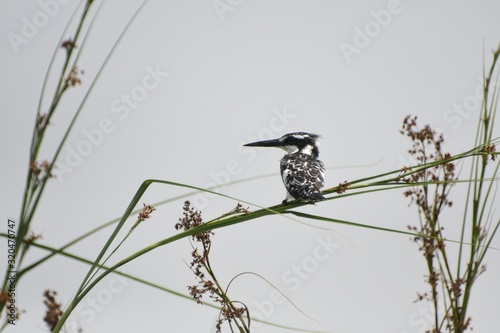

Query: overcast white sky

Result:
[1,1,500,332]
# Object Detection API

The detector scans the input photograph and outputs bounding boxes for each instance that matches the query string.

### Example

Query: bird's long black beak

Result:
[243,138,283,148]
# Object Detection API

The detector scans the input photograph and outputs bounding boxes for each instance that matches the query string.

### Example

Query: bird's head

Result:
[244,132,321,158]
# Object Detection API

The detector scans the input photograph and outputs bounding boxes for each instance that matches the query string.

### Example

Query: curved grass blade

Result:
[227,272,319,323]
[2,233,335,333]
[285,211,499,251]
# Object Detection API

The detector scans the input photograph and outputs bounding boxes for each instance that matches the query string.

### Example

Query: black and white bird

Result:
[244,132,326,203]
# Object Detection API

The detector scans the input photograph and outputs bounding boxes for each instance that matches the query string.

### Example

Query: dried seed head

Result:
[61,38,77,51]
[138,203,155,221]
[336,180,350,194]
[65,66,84,87]
[43,290,63,331]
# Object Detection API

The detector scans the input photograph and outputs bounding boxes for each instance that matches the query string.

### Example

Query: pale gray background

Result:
[1,1,500,332]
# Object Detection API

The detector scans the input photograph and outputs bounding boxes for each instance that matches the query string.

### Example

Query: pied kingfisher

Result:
[244,132,326,203]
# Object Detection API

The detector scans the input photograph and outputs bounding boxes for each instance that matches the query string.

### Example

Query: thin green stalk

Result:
[16,1,98,272]
[52,144,498,331]
[0,2,99,322]
[9,233,258,329]
[454,46,500,332]
[457,46,500,278]
[15,219,116,281]
[8,235,331,333]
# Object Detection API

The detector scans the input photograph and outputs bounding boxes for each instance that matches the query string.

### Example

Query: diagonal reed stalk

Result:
[1,1,499,331]
[1,1,98,320]
[451,46,500,333]
[0,0,150,327]
[52,135,499,332]
[402,45,500,333]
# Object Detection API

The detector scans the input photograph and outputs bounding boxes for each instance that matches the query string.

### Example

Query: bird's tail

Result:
[308,191,326,202]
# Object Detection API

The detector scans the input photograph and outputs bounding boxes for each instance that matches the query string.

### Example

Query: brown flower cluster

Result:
[175,201,216,303]
[138,204,155,222]
[175,201,248,332]
[401,115,456,260]
[43,290,63,331]
[481,143,497,161]
[65,66,84,87]
[29,160,54,181]
[24,229,43,245]
[61,38,77,52]
[175,201,212,245]
[336,180,350,194]
[400,115,456,215]
[400,115,473,332]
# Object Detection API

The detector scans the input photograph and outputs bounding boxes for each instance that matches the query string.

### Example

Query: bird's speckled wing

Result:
[280,153,325,202]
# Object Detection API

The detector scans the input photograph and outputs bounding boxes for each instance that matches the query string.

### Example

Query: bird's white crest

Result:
[300,144,314,156]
